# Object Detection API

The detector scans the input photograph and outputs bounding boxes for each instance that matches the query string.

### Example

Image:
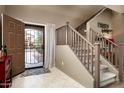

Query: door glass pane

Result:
[25,25,44,68]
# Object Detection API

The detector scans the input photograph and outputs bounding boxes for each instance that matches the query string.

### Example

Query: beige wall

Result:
[87,7,124,44]
[105,5,124,13]
[0,5,5,14]
[56,26,66,45]
[55,45,94,88]
[112,12,124,43]
[87,9,113,38]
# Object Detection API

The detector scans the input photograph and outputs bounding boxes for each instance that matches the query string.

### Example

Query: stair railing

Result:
[89,28,123,82]
[56,22,101,87]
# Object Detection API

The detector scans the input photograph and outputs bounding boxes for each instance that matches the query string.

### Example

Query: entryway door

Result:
[1,14,25,76]
[25,24,45,68]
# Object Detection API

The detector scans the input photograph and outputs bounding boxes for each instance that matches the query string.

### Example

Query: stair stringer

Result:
[100,55,119,82]
[55,45,95,88]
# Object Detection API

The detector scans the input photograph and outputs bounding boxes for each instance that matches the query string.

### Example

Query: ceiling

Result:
[5,5,104,28]
[105,5,124,13]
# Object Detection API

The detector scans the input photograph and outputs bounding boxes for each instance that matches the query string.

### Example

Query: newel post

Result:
[66,22,69,45]
[118,45,124,82]
[94,43,100,88]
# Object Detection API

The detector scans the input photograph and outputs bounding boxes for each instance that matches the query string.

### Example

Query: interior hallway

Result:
[11,67,84,88]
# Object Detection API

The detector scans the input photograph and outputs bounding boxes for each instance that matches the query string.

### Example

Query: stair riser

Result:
[83,64,109,73]
[100,77,117,87]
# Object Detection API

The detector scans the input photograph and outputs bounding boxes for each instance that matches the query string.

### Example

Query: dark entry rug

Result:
[21,68,50,77]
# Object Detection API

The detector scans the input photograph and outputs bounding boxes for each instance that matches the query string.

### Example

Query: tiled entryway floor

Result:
[11,67,84,88]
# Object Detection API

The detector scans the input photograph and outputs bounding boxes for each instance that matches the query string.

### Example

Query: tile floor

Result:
[11,67,84,88]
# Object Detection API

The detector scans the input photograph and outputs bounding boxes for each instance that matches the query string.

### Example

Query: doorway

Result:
[25,24,45,69]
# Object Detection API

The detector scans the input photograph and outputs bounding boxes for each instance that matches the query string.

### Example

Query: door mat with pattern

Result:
[21,68,50,77]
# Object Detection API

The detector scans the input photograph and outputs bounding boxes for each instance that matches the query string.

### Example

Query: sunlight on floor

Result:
[11,67,84,88]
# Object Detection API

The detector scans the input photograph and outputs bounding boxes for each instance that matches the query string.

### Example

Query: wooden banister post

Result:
[94,43,100,88]
[118,45,124,82]
[66,22,69,45]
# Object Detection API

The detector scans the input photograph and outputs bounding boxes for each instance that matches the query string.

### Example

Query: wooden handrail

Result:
[57,22,124,87]
[90,28,118,47]
[69,25,95,48]
[89,27,124,82]
[67,23,100,87]
[57,23,101,87]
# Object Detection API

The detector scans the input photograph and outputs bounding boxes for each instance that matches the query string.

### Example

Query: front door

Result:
[1,14,25,76]
[25,24,45,68]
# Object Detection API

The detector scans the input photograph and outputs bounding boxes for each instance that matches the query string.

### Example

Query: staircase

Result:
[88,28,124,82]
[56,22,123,88]
[73,45,117,87]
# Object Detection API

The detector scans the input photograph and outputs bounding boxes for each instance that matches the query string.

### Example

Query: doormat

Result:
[21,68,50,77]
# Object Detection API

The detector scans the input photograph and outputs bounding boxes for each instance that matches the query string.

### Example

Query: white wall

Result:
[55,45,94,88]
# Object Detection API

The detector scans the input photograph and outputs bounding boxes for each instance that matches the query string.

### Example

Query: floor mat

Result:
[21,68,50,77]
